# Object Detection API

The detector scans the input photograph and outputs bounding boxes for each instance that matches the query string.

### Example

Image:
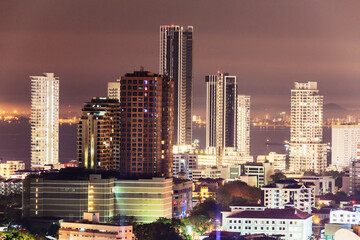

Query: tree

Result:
[0,230,36,240]
[134,218,189,240]
[216,181,261,208]
[270,172,286,183]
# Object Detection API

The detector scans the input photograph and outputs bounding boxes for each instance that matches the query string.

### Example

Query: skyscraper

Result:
[237,95,251,156]
[30,73,59,169]
[119,70,174,177]
[205,72,237,165]
[289,82,327,174]
[77,97,120,170]
[159,25,193,146]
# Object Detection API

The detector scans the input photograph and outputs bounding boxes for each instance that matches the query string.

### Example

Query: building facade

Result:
[262,181,314,213]
[289,82,327,174]
[173,179,192,219]
[349,160,360,195]
[257,152,286,172]
[0,179,22,195]
[330,209,360,225]
[205,73,237,165]
[291,175,336,195]
[332,125,360,170]
[173,153,198,179]
[77,98,120,170]
[119,71,174,177]
[23,169,173,223]
[237,95,250,156]
[107,80,121,102]
[222,207,313,240]
[159,25,193,146]
[0,161,25,179]
[30,72,59,169]
[59,212,135,240]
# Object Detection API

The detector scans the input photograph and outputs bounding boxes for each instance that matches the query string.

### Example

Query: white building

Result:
[0,161,25,179]
[330,209,360,225]
[237,95,250,156]
[160,25,193,146]
[291,175,336,195]
[59,212,135,240]
[197,154,217,166]
[262,181,314,213]
[107,80,120,102]
[30,73,59,169]
[257,152,286,172]
[173,153,198,179]
[192,166,221,182]
[222,207,313,240]
[289,82,327,174]
[332,125,360,170]
[243,162,273,188]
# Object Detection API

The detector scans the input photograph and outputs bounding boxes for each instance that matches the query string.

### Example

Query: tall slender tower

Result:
[237,95,251,156]
[30,73,59,169]
[289,82,327,174]
[205,72,237,165]
[159,25,193,146]
[119,70,174,177]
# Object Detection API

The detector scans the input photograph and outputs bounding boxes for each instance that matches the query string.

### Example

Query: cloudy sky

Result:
[1,0,360,117]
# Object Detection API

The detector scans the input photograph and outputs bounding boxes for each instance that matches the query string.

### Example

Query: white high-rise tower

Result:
[30,73,59,169]
[107,80,120,102]
[160,25,193,146]
[289,82,327,174]
[237,95,250,156]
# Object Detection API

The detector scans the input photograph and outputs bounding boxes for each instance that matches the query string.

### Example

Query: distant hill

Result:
[324,103,346,111]
[324,103,348,118]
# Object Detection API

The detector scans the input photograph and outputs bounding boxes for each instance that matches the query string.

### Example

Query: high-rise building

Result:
[332,125,360,170]
[107,80,121,102]
[119,71,174,177]
[30,73,59,169]
[237,95,250,156]
[77,97,120,170]
[289,82,327,174]
[205,72,237,165]
[159,25,193,146]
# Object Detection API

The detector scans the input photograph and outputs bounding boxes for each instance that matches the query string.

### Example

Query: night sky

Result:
[1,0,360,117]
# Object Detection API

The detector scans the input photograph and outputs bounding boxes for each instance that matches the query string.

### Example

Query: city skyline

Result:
[2,0,360,117]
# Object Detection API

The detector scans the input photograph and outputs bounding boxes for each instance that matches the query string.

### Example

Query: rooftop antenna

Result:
[140,66,144,71]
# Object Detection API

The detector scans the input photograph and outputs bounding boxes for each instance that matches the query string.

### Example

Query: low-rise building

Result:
[23,168,172,223]
[262,180,314,213]
[311,208,331,225]
[257,152,286,172]
[0,178,22,195]
[193,179,223,203]
[173,178,192,218]
[243,162,274,188]
[59,212,134,240]
[222,207,313,240]
[330,209,360,225]
[192,166,221,182]
[291,175,336,195]
[0,161,25,179]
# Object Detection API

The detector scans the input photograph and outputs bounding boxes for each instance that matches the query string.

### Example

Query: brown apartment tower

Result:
[119,71,174,177]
